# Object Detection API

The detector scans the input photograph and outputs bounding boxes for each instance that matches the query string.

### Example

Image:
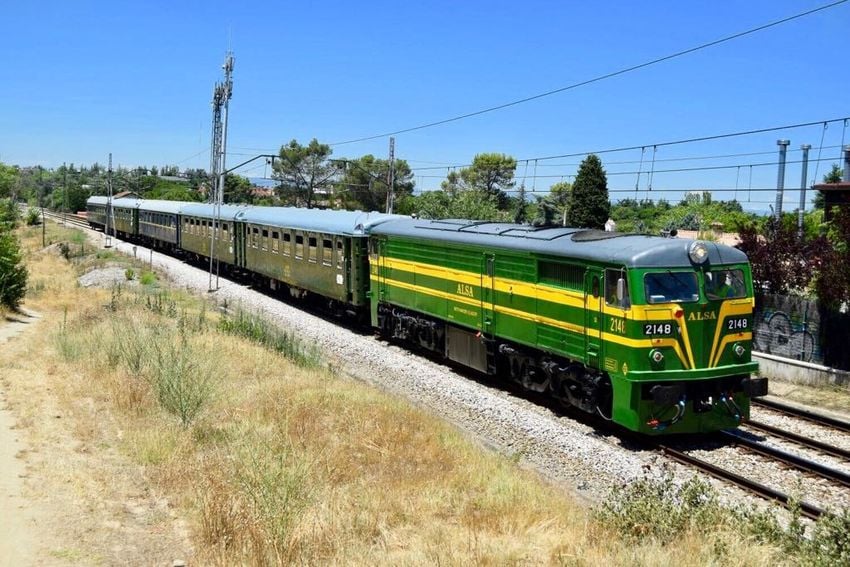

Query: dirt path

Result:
[0,309,43,565]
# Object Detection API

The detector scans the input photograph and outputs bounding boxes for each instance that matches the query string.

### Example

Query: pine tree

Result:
[566,154,610,229]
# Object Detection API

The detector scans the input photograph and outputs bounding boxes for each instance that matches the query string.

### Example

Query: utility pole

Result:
[797,144,811,240]
[39,167,45,246]
[385,137,395,214]
[63,162,68,225]
[774,139,790,222]
[208,51,234,292]
[105,153,114,247]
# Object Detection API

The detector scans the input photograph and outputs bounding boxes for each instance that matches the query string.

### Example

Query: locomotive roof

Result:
[237,207,406,236]
[371,218,749,268]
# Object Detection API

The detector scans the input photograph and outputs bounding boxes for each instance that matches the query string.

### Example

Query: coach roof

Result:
[137,199,185,215]
[238,207,406,236]
[371,218,748,268]
[180,203,252,220]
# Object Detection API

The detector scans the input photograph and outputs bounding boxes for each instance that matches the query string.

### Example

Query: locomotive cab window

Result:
[705,269,746,300]
[605,269,630,309]
[645,271,699,304]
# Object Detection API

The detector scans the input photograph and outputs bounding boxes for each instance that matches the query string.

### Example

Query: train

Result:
[87,195,766,435]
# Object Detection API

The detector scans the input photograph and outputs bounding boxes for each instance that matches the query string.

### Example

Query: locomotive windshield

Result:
[644,271,699,304]
[705,268,747,300]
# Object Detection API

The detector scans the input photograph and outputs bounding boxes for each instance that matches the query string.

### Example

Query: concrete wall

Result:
[754,352,850,388]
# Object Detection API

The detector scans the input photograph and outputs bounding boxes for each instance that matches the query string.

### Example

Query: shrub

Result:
[139,271,157,286]
[25,208,40,226]
[0,231,28,309]
[149,332,213,426]
[125,268,135,281]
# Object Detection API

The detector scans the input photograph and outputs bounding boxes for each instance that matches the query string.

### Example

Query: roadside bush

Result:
[139,271,156,286]
[0,198,18,229]
[25,208,40,226]
[150,331,213,426]
[595,473,726,544]
[0,230,28,309]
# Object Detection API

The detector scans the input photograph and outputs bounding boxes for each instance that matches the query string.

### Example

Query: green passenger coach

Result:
[369,219,766,435]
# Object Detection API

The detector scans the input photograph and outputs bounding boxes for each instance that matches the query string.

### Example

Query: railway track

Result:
[656,441,826,520]
[752,397,850,433]
[41,209,91,230]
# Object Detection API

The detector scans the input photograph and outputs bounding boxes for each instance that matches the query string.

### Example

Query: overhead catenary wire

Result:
[330,1,848,146]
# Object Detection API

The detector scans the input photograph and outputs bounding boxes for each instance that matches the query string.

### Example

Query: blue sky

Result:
[1,0,848,211]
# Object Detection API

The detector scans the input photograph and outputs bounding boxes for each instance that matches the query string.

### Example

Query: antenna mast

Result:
[208,51,235,291]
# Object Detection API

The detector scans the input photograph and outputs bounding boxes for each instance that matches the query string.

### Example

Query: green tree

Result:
[223,173,254,204]
[335,154,414,211]
[0,231,27,310]
[272,139,338,208]
[458,153,517,208]
[0,163,19,200]
[814,164,844,209]
[533,181,571,226]
[566,154,610,229]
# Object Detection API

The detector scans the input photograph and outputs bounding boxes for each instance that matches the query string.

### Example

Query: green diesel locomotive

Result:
[369,219,765,434]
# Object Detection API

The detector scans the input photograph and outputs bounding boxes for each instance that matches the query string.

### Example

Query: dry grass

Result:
[768,380,850,417]
[3,223,793,565]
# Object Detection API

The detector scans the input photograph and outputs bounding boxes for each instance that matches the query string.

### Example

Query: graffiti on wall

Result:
[752,295,821,364]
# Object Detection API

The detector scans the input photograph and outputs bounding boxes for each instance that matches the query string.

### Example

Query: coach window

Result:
[250,226,258,248]
[308,236,318,263]
[262,229,269,251]
[295,233,304,259]
[605,269,630,309]
[322,238,332,266]
[336,239,344,269]
[272,231,279,254]
[283,232,291,256]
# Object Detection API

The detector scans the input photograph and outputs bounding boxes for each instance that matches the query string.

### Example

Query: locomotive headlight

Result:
[688,241,709,265]
[649,349,665,367]
[733,343,746,358]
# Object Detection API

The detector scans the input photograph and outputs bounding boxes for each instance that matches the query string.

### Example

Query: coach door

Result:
[234,222,246,269]
[584,268,604,369]
[480,253,495,333]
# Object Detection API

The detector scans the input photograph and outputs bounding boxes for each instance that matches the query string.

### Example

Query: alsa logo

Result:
[688,310,717,321]
[456,283,475,298]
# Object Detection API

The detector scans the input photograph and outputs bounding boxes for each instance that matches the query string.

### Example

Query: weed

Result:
[140,271,157,286]
[54,306,83,361]
[149,331,213,426]
[218,309,320,367]
[125,268,135,281]
[596,472,727,544]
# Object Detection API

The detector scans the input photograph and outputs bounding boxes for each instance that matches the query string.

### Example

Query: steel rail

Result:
[744,420,850,461]
[720,430,850,488]
[657,443,825,520]
[753,398,850,433]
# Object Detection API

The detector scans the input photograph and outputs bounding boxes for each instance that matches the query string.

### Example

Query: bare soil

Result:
[0,308,192,565]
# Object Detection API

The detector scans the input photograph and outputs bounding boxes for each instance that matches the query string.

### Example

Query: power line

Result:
[406,117,849,173]
[330,0,848,146]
